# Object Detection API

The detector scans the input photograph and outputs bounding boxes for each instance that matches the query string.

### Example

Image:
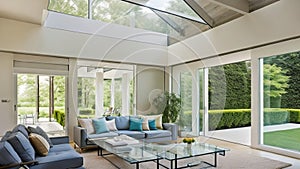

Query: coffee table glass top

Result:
[156,142,229,160]
[90,135,166,164]
[90,136,229,164]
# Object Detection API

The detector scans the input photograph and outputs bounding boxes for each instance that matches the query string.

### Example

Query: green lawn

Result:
[264,128,300,151]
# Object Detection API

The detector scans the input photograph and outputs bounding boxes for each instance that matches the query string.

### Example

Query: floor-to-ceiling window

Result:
[261,51,300,152]
[77,61,135,117]
[77,77,96,118]
[17,74,67,136]
[179,71,193,136]
[208,61,251,145]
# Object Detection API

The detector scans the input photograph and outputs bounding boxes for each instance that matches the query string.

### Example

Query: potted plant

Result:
[152,92,181,123]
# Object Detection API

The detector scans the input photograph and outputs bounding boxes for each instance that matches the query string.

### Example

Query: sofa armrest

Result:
[50,136,69,145]
[74,126,89,149]
[162,123,178,141]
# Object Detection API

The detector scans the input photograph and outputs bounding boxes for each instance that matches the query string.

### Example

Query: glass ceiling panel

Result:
[92,0,172,34]
[153,10,210,45]
[48,0,88,18]
[122,0,206,24]
[48,0,210,44]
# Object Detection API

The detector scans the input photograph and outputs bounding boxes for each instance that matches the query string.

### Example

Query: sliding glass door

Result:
[261,51,300,152]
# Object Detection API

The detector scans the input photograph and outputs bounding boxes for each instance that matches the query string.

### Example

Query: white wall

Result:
[0,18,168,66]
[136,65,165,115]
[0,52,14,136]
[168,0,300,65]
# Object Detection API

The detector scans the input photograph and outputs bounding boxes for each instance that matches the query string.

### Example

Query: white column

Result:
[68,58,78,141]
[203,68,209,136]
[95,71,104,117]
[111,78,115,108]
[122,73,131,116]
[192,70,199,136]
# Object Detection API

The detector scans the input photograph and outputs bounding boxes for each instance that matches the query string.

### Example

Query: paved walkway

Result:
[207,123,300,145]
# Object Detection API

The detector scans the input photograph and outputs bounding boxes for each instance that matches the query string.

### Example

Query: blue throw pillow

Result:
[129,118,143,131]
[6,132,35,162]
[148,119,157,130]
[12,124,29,139]
[28,126,53,147]
[0,141,22,166]
[92,118,109,134]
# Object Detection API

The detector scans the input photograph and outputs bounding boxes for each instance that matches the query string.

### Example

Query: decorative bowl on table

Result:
[182,137,195,144]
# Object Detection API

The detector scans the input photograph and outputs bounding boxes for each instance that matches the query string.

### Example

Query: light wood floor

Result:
[197,136,300,169]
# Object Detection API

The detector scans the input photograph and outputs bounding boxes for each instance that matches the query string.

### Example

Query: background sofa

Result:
[74,116,178,151]
[0,125,84,169]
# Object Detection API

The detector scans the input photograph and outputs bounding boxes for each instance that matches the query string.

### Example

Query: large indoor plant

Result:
[152,92,181,123]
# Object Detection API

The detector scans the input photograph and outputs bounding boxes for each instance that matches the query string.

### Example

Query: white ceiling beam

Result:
[208,0,249,14]
[184,0,215,27]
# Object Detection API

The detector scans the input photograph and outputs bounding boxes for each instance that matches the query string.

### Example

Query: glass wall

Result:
[77,77,96,118]
[261,51,300,152]
[178,72,193,135]
[198,69,204,135]
[208,61,251,145]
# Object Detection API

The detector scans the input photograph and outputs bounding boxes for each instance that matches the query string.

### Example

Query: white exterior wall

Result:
[0,53,14,136]
[0,18,168,66]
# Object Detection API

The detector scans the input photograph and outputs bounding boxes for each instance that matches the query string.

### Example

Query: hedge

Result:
[178,108,300,131]
[54,110,65,127]
[79,108,95,115]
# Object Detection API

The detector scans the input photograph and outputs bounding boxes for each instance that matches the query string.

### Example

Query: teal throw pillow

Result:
[148,119,157,130]
[129,118,143,131]
[92,118,109,134]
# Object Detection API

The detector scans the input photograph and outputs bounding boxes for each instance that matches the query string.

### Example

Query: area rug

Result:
[81,149,292,169]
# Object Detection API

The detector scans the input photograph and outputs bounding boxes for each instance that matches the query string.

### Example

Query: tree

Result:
[48,0,88,18]
[265,52,300,108]
[208,61,251,110]
[17,74,36,107]
[152,92,181,123]
[78,77,95,109]
[263,64,289,107]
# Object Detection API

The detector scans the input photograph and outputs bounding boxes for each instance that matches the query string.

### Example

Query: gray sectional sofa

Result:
[0,125,84,169]
[74,116,178,151]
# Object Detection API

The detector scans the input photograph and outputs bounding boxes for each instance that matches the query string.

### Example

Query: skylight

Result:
[48,0,210,44]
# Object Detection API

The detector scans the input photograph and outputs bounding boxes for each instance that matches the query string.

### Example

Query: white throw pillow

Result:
[106,119,118,131]
[140,114,163,129]
[140,117,150,131]
[78,118,95,134]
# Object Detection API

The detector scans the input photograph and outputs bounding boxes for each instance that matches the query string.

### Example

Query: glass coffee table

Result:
[89,135,229,169]
[157,142,229,169]
[89,135,166,169]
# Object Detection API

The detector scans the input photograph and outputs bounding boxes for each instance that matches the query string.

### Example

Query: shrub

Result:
[79,108,95,115]
[208,109,251,130]
[263,108,289,125]
[54,110,65,127]
[286,109,300,123]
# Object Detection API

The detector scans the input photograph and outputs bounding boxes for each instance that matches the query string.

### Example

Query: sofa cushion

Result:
[92,118,109,134]
[106,119,118,131]
[29,133,50,156]
[129,118,143,131]
[1,131,13,141]
[49,143,75,152]
[78,118,95,134]
[12,124,29,139]
[6,132,35,162]
[143,130,172,139]
[0,141,22,166]
[33,148,83,169]
[87,132,119,140]
[117,130,146,139]
[148,119,157,130]
[107,116,130,130]
[139,114,163,129]
[28,126,53,147]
